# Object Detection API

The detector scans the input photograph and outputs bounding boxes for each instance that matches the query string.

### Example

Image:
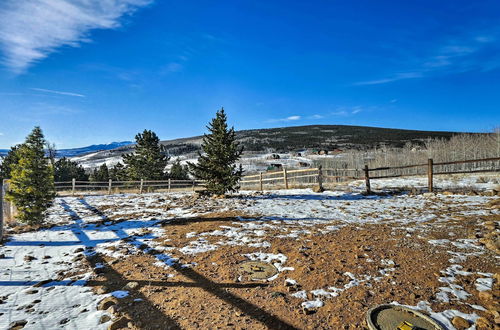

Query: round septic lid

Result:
[366,305,444,330]
[238,261,278,280]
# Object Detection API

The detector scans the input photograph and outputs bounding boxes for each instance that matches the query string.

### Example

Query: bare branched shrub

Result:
[314,132,500,176]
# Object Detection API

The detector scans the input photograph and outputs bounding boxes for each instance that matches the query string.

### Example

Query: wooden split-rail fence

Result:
[54,178,206,196]
[238,166,360,190]
[1,156,499,240]
[240,157,500,193]
[363,156,500,194]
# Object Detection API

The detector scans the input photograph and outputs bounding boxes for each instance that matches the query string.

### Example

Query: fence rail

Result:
[239,166,364,191]
[363,157,500,193]
[1,156,498,227]
[55,178,206,196]
[1,156,499,234]
[53,156,500,196]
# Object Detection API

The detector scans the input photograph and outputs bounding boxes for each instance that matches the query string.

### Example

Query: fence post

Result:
[0,180,4,242]
[259,172,263,191]
[108,179,112,195]
[283,167,289,189]
[72,178,76,196]
[168,178,171,193]
[317,165,324,191]
[428,158,434,192]
[192,180,195,192]
[140,179,144,194]
[364,165,371,194]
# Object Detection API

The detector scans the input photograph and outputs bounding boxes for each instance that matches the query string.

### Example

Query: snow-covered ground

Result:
[71,151,318,172]
[70,154,124,170]
[0,194,193,329]
[0,182,498,329]
[348,174,499,192]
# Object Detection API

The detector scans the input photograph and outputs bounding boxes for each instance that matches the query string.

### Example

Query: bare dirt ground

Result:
[2,188,499,329]
[77,192,500,329]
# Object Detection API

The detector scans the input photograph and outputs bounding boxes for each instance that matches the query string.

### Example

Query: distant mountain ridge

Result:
[0,141,132,157]
[66,124,479,169]
[2,125,483,167]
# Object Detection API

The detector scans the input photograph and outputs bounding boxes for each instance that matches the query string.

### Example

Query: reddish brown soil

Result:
[79,201,499,330]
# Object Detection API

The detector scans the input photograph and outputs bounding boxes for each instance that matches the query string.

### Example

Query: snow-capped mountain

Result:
[0,141,132,157]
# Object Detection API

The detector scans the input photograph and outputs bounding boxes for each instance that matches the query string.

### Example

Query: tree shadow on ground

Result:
[160,215,335,227]
[239,192,393,201]
[2,198,300,329]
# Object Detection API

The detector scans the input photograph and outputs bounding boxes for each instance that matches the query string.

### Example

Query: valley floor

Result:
[0,183,499,329]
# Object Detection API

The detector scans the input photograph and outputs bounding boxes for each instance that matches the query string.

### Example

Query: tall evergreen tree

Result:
[188,108,243,195]
[169,158,189,180]
[6,127,55,225]
[0,145,21,181]
[110,163,127,181]
[54,157,88,181]
[122,130,169,180]
[90,163,110,182]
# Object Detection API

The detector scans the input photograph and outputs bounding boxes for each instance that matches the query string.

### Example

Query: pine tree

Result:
[90,163,110,182]
[188,108,243,195]
[110,163,127,181]
[169,158,189,180]
[6,127,55,225]
[122,130,169,180]
[54,157,88,181]
[0,145,21,181]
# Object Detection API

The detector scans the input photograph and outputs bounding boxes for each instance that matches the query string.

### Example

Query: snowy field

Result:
[0,178,498,329]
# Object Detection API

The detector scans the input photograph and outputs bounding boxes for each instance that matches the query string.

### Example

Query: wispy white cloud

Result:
[0,132,4,136]
[331,106,365,116]
[355,30,500,86]
[31,87,85,97]
[161,62,183,74]
[6,102,81,124]
[31,103,81,115]
[354,72,423,86]
[267,108,365,123]
[267,115,301,123]
[0,0,153,73]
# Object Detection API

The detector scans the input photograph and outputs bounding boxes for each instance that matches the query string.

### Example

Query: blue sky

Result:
[0,0,499,148]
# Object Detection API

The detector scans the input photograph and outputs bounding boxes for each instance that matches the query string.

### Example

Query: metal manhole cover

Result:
[366,304,444,330]
[238,261,278,280]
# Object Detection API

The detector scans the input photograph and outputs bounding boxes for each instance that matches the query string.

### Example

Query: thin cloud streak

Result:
[160,62,183,74]
[330,106,365,116]
[0,0,153,73]
[266,115,301,123]
[267,108,364,123]
[31,88,86,98]
[354,72,423,86]
[354,30,500,86]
